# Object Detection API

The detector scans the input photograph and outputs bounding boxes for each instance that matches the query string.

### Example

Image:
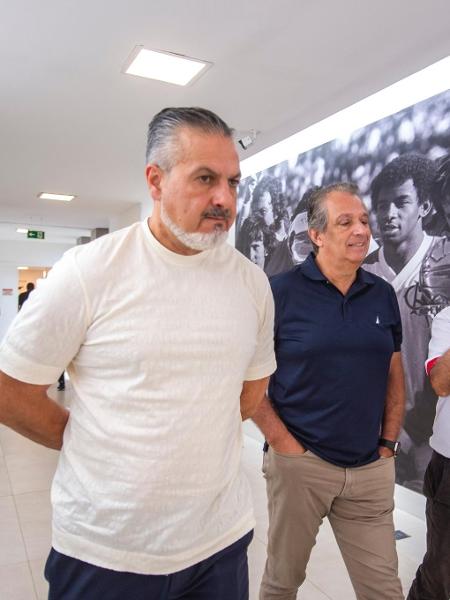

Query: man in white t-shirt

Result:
[364,153,444,492]
[407,306,450,600]
[0,107,276,600]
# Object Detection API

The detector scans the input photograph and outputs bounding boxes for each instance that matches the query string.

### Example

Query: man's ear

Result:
[419,199,431,219]
[308,228,323,249]
[146,164,164,201]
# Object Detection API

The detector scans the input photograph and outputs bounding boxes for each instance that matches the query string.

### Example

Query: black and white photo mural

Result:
[236,88,450,494]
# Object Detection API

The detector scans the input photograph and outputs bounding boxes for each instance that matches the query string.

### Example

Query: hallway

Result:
[0,385,426,599]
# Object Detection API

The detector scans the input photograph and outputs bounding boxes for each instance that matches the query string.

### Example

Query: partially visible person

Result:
[236,175,257,233]
[417,155,450,318]
[18,282,34,310]
[254,182,405,600]
[407,306,450,600]
[57,372,65,391]
[428,154,450,237]
[265,186,316,276]
[249,233,266,269]
[251,176,288,250]
[242,216,270,269]
[364,153,444,491]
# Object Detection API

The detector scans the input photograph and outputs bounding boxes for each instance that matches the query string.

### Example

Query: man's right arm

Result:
[430,348,450,397]
[0,371,69,450]
[252,394,305,454]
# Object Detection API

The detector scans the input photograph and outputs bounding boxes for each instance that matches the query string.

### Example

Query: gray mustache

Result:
[202,207,231,219]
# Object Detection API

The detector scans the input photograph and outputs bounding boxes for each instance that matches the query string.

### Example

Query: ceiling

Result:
[1,0,450,243]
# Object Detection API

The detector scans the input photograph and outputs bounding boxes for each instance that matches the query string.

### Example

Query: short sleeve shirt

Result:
[269,253,402,467]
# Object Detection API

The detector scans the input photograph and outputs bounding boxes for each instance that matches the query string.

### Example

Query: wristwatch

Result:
[379,438,401,456]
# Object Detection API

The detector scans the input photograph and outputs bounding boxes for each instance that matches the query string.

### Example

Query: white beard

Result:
[160,203,228,251]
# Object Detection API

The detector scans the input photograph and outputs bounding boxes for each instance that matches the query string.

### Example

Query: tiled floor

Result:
[0,386,426,600]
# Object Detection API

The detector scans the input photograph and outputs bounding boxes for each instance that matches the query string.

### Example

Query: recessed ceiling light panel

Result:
[123,46,212,86]
[38,192,75,202]
[16,228,28,233]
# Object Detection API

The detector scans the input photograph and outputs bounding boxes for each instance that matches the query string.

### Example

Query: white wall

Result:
[141,197,153,222]
[0,240,72,340]
[109,203,143,232]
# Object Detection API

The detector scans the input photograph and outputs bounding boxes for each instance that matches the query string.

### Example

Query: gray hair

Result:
[146,107,234,170]
[307,182,360,254]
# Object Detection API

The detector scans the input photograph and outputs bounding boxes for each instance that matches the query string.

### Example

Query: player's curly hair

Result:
[371,153,437,210]
[431,154,450,222]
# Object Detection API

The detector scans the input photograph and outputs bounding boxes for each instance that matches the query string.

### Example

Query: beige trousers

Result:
[260,448,404,600]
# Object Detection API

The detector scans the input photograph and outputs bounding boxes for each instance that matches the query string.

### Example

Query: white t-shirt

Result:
[425,307,450,458]
[0,221,276,574]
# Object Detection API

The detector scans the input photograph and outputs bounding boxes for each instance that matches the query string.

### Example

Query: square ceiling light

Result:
[123,46,212,86]
[38,192,75,202]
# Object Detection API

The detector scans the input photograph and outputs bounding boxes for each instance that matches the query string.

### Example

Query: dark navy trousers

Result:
[45,530,253,600]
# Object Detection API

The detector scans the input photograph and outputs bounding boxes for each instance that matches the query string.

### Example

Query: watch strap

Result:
[379,438,400,455]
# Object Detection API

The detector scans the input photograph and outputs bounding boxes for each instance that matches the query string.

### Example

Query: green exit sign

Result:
[27,230,45,240]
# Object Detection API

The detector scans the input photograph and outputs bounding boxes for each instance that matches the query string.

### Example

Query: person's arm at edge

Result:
[379,351,405,457]
[0,370,69,450]
[429,348,450,397]
[252,394,305,454]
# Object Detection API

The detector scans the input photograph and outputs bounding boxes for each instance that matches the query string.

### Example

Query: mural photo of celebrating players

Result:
[236,88,450,494]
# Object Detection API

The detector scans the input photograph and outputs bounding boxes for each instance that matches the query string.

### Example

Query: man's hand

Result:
[270,431,306,455]
[378,446,394,458]
[252,394,306,455]
[430,347,450,397]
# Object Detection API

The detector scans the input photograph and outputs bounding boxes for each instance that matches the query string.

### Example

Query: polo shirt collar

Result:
[299,252,327,281]
[300,252,375,288]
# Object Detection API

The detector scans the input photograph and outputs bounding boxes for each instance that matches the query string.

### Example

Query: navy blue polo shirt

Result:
[268,252,402,467]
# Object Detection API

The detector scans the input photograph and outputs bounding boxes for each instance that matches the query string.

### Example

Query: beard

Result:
[160,203,229,252]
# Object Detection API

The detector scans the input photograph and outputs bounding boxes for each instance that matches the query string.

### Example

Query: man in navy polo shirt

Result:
[254,182,406,600]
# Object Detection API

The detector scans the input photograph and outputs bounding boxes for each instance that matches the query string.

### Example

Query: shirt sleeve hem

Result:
[0,344,62,384]
[244,357,277,382]
[425,355,441,376]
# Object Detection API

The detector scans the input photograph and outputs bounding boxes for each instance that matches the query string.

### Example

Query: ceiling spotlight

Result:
[38,192,75,202]
[123,46,212,86]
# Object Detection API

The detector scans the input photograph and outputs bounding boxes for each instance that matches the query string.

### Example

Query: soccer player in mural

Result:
[286,186,319,266]
[263,185,316,276]
[286,210,311,265]
[364,153,449,492]
[235,174,257,234]
[250,175,289,271]
[241,215,271,269]
[433,155,450,233]
[427,154,450,238]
